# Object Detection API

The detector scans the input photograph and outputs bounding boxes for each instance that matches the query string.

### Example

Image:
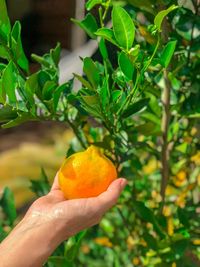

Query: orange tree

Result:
[0,0,200,266]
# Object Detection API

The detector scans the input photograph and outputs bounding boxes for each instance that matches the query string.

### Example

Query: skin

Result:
[0,174,127,267]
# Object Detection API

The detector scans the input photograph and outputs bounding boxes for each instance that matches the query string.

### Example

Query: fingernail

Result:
[120,178,128,190]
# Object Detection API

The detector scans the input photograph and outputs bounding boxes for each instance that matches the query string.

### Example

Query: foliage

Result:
[0,0,200,266]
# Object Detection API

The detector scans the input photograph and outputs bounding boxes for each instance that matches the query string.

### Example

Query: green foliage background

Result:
[0,0,200,266]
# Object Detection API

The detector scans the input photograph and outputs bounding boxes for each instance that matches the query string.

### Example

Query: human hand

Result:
[0,174,127,267]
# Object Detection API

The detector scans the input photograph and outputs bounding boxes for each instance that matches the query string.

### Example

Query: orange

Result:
[58,145,117,199]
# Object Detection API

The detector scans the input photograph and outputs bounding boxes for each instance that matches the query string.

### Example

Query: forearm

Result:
[0,217,60,267]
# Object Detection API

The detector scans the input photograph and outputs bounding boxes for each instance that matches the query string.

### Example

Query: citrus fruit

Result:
[58,145,117,199]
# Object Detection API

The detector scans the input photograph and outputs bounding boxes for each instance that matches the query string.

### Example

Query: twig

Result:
[160,68,171,203]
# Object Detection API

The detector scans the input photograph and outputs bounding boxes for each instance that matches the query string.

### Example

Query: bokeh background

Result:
[0,0,89,209]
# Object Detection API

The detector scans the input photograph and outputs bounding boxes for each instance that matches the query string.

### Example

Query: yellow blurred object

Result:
[138,25,156,44]
[166,185,177,196]
[192,239,200,245]
[191,152,200,165]
[176,171,187,181]
[167,216,174,236]
[0,130,73,208]
[172,262,177,267]
[132,257,140,265]
[143,158,158,175]
[163,206,172,217]
[173,170,187,187]
[94,237,113,248]
[175,183,196,208]
[81,244,90,254]
[127,236,137,250]
[191,127,198,136]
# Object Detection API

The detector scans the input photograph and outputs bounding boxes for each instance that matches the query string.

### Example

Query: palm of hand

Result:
[24,175,126,241]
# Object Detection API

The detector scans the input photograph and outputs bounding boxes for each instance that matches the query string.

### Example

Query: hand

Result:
[0,174,127,267]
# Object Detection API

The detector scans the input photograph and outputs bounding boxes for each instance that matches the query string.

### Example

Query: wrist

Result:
[0,216,61,267]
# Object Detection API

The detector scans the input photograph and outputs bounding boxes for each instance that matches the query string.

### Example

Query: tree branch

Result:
[160,68,171,202]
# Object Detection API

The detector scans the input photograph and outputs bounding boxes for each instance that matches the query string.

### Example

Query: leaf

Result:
[160,40,177,68]
[127,0,155,14]
[1,187,17,226]
[0,79,6,103]
[143,232,158,250]
[0,106,17,123]
[50,43,61,66]
[118,51,135,80]
[83,57,100,89]
[48,257,74,267]
[122,98,149,118]
[2,112,36,128]
[42,81,57,100]
[72,13,98,39]
[112,6,135,50]
[154,5,178,31]
[0,45,9,60]
[86,0,102,11]
[11,21,29,72]
[65,230,87,261]
[95,28,119,47]
[2,61,17,105]
[99,38,108,60]
[53,83,68,111]
[0,0,11,41]
[80,95,102,118]
[73,73,93,91]
[30,168,51,197]
[133,201,164,238]
[98,76,110,110]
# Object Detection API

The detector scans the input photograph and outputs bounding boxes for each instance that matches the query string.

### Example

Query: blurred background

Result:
[0,0,92,209]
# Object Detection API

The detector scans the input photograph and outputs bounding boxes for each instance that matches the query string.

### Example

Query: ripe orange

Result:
[58,145,117,199]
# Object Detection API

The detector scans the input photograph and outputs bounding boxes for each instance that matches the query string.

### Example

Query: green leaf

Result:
[53,83,68,111]
[73,73,93,91]
[95,28,119,47]
[122,98,149,118]
[86,0,102,10]
[98,76,110,110]
[127,0,155,14]
[133,201,164,238]
[50,43,61,66]
[31,54,50,68]
[118,51,135,80]
[160,40,177,68]
[30,168,51,197]
[0,45,9,60]
[48,257,74,267]
[2,61,17,105]
[99,38,108,60]
[1,187,17,226]
[112,6,135,50]
[0,0,11,41]
[154,5,178,31]
[65,230,87,261]
[143,232,158,250]
[72,13,98,39]
[2,112,36,128]
[42,81,57,100]
[0,106,17,123]
[0,79,6,103]
[11,21,29,72]
[80,95,102,118]
[83,57,100,89]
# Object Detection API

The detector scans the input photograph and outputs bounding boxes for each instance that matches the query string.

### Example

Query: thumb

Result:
[97,178,127,212]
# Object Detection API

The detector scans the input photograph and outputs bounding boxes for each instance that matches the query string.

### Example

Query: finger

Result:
[95,178,127,213]
[50,172,60,191]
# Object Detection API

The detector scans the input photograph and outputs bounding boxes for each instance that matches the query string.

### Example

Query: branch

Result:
[160,68,171,202]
